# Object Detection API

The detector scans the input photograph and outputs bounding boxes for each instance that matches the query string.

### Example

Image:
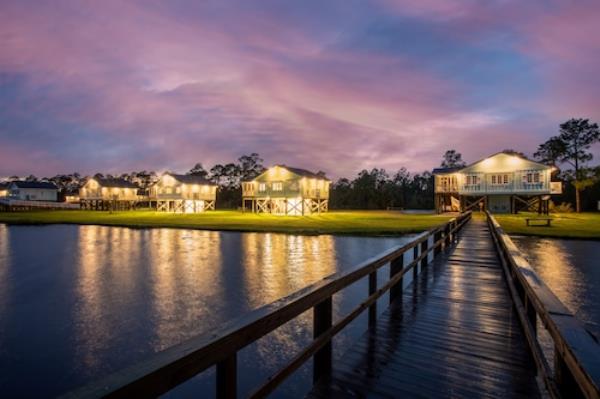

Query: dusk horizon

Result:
[2,0,600,178]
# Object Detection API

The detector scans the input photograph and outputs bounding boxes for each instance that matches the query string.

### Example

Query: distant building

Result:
[242,165,330,215]
[64,189,80,204]
[0,182,8,198]
[8,181,59,202]
[79,177,139,210]
[433,152,562,214]
[150,173,217,213]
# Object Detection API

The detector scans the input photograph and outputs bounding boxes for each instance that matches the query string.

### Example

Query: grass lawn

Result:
[493,212,600,239]
[0,210,453,235]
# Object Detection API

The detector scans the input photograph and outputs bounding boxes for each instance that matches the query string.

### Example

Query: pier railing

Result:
[486,211,600,399]
[63,212,472,399]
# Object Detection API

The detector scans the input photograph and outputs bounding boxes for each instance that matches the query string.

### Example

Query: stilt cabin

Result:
[79,178,139,210]
[150,173,217,213]
[242,165,330,215]
[434,152,562,214]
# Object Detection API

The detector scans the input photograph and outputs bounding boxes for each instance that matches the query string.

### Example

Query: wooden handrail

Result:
[486,211,600,399]
[62,212,472,399]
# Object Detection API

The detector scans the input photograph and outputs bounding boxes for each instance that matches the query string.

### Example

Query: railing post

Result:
[369,271,377,327]
[216,353,237,399]
[524,295,537,336]
[433,231,442,256]
[420,238,428,270]
[554,347,581,398]
[389,255,404,304]
[444,223,451,248]
[413,246,419,279]
[313,297,332,383]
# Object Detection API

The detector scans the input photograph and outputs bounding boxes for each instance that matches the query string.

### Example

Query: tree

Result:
[238,153,265,182]
[440,150,466,168]
[188,163,208,179]
[541,118,600,212]
[534,137,565,166]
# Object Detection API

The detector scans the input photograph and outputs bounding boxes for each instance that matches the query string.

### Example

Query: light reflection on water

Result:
[0,224,409,397]
[512,236,600,339]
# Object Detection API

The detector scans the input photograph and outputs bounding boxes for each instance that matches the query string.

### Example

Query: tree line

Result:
[3,118,599,211]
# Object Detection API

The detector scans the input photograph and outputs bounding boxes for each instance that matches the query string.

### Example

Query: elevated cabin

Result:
[242,165,330,215]
[8,181,58,201]
[0,182,8,198]
[434,152,562,214]
[149,173,217,213]
[79,178,139,210]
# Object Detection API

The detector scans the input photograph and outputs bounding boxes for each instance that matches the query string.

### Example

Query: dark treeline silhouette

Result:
[329,168,434,209]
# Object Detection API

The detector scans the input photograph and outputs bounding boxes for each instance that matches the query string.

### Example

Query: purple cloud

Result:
[0,0,598,178]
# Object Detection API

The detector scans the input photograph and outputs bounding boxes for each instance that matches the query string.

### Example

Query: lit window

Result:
[259,183,266,192]
[273,182,283,191]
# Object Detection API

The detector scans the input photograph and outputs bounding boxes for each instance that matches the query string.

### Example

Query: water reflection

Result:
[512,236,600,338]
[241,234,337,369]
[146,229,222,350]
[0,225,9,323]
[242,233,336,307]
[0,224,407,397]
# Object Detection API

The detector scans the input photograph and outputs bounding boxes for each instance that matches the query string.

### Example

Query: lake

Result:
[0,224,416,398]
[512,236,600,340]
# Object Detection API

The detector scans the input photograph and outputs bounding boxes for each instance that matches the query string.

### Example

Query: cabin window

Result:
[491,174,509,185]
[258,183,266,192]
[272,182,283,191]
[466,175,479,185]
[523,172,541,184]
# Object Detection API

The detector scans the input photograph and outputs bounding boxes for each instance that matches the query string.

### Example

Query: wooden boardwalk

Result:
[309,218,542,398]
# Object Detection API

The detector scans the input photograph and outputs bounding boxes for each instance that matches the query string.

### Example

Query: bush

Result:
[550,201,573,213]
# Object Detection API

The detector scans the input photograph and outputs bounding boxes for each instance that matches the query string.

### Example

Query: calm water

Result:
[512,236,600,339]
[0,224,416,398]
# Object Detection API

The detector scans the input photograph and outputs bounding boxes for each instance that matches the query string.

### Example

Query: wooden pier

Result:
[64,211,600,399]
[309,218,541,398]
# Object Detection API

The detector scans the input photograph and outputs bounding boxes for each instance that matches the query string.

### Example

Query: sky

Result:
[1,0,599,179]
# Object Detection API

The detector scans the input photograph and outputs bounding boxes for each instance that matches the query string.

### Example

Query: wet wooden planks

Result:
[309,218,541,398]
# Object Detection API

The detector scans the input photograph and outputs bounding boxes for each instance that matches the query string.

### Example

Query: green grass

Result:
[0,210,453,236]
[493,212,600,239]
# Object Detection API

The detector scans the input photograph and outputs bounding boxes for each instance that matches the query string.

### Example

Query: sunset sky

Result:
[1,0,599,178]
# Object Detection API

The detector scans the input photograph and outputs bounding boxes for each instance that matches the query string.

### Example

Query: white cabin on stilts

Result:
[433,152,562,214]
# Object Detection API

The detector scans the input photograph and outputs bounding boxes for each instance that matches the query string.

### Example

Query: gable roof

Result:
[461,151,550,172]
[164,173,216,186]
[432,167,463,175]
[10,181,58,190]
[276,165,328,180]
[93,178,139,189]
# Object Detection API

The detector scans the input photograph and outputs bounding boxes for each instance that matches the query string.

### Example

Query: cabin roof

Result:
[93,178,139,189]
[10,181,58,190]
[165,173,217,186]
[433,151,551,175]
[276,165,328,180]
[432,167,463,175]
[246,165,330,182]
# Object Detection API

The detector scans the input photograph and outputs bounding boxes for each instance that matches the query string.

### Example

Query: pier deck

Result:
[309,218,541,398]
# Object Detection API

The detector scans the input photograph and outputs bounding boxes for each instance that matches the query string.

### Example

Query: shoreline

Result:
[0,210,449,236]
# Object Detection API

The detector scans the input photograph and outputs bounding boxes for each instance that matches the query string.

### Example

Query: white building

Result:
[433,152,562,214]
[8,181,59,202]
